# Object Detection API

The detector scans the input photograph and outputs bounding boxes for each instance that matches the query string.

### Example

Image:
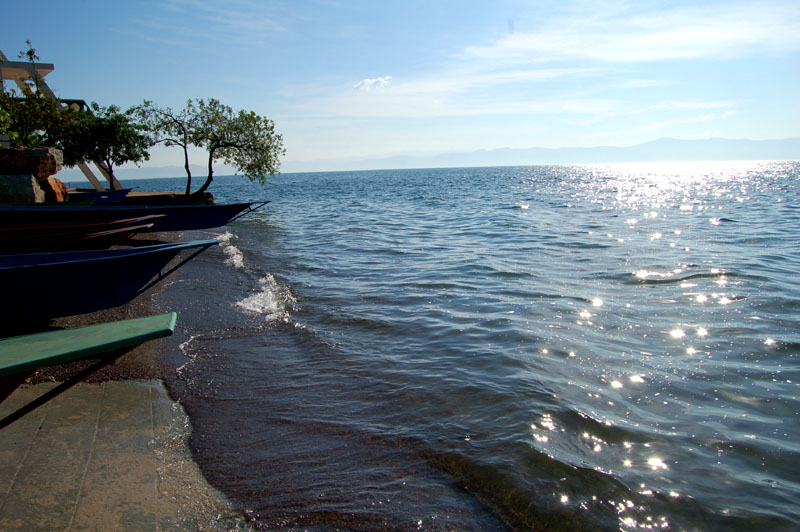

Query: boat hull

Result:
[0,240,217,323]
[0,215,162,253]
[67,188,132,205]
[0,202,262,232]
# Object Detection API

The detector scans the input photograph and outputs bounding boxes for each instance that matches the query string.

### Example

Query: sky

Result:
[2,0,799,173]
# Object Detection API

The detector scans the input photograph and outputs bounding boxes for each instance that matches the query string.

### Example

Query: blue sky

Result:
[3,0,799,172]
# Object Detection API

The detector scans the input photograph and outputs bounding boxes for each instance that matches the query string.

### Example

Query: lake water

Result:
[127,161,798,530]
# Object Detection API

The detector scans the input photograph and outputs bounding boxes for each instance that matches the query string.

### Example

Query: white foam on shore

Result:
[216,231,245,269]
[236,274,297,322]
[175,334,199,379]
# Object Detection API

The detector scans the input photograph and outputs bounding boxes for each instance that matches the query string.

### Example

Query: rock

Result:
[0,174,46,203]
[0,147,63,180]
[44,176,69,202]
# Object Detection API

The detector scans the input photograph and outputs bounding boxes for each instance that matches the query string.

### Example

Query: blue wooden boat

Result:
[0,240,217,322]
[0,214,163,253]
[0,201,268,232]
[67,188,132,204]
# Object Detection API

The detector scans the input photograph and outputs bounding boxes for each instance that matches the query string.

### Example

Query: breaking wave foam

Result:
[236,274,296,322]
[217,231,245,269]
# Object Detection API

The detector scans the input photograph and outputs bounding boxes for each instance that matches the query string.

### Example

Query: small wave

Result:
[216,231,246,269]
[236,274,296,322]
[175,334,204,383]
[620,268,765,286]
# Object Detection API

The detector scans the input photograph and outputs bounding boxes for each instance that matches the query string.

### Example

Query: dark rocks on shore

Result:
[0,146,68,203]
[0,174,45,203]
[0,146,63,180]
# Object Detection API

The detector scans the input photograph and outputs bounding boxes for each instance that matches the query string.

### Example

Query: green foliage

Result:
[193,98,285,186]
[0,81,63,148]
[59,104,150,178]
[130,101,197,194]
[0,94,151,178]
[19,40,39,63]
[0,105,17,144]
[135,97,285,195]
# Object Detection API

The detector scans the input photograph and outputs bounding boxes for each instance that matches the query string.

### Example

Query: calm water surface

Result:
[134,161,798,530]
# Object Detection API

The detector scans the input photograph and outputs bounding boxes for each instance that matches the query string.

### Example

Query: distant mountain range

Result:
[284,137,800,173]
[56,137,800,179]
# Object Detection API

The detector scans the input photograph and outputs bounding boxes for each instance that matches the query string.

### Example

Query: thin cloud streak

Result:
[633,110,740,133]
[285,66,602,119]
[463,2,800,64]
[643,100,745,111]
[290,90,619,120]
[158,0,286,43]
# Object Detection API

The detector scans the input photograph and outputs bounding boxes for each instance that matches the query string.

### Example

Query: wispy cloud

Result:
[297,2,798,122]
[643,100,745,111]
[464,2,800,64]
[281,64,606,120]
[606,79,666,90]
[134,0,286,47]
[634,110,740,133]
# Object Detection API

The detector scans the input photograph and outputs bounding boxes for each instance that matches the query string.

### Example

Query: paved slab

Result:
[0,380,240,531]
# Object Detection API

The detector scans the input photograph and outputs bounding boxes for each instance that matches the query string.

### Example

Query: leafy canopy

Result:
[59,104,151,178]
[135,98,285,195]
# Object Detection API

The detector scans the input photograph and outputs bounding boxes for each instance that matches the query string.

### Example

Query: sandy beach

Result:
[0,233,244,531]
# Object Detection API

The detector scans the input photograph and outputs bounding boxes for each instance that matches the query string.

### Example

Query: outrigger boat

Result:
[66,188,132,205]
[0,201,268,232]
[0,214,163,253]
[0,240,217,322]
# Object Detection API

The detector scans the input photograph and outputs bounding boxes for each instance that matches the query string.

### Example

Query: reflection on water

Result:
[144,161,799,530]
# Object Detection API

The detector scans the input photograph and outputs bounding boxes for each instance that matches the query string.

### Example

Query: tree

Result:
[135,98,285,196]
[0,88,63,148]
[131,101,197,194]
[59,104,151,180]
[192,98,285,195]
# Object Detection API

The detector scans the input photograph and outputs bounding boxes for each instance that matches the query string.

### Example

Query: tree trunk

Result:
[101,159,116,182]
[192,149,214,197]
[182,145,192,195]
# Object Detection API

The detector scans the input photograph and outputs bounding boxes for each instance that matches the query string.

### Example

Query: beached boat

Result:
[0,214,163,253]
[0,201,268,232]
[0,312,177,429]
[0,240,217,322]
[66,188,132,204]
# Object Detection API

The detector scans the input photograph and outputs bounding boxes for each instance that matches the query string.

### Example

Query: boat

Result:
[0,201,268,233]
[66,188,132,204]
[0,214,163,253]
[0,240,217,323]
[0,312,177,429]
